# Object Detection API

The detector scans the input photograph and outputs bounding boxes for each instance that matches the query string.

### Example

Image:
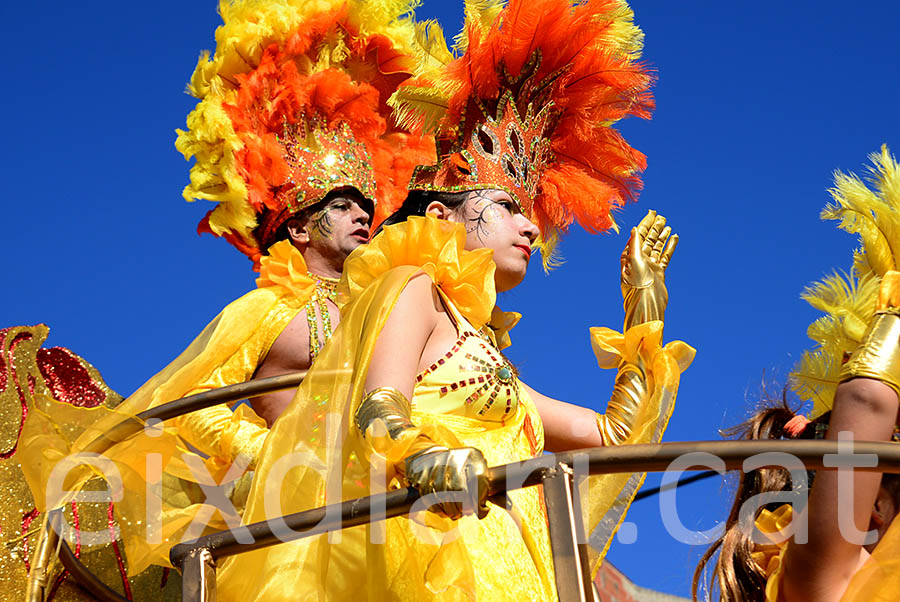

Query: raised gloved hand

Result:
[597,210,679,446]
[620,210,678,328]
[356,387,490,519]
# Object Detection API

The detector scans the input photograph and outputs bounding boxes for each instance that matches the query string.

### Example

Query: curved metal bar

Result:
[170,438,900,568]
[44,372,308,596]
[82,371,307,454]
[58,537,130,602]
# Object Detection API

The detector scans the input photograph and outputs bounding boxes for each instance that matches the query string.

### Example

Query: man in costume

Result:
[212,0,693,600]
[15,0,433,595]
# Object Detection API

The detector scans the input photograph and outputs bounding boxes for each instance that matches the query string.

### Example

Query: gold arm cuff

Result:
[355,386,415,440]
[840,311,900,397]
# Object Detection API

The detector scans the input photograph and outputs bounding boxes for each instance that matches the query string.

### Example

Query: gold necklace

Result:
[306,272,339,362]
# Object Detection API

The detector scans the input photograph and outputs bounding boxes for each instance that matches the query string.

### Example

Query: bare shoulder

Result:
[391,271,443,326]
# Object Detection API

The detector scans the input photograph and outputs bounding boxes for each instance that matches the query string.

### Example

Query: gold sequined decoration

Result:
[0,325,180,600]
[306,273,339,363]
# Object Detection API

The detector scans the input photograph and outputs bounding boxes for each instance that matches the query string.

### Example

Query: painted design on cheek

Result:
[308,206,335,242]
[465,191,507,244]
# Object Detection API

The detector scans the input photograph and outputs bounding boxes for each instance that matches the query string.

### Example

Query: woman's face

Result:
[452,189,539,292]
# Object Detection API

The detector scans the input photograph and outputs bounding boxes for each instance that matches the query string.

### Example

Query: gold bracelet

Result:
[840,311,900,397]
[355,386,414,440]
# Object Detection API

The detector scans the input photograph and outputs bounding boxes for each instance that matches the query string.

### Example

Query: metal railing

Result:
[29,374,900,602]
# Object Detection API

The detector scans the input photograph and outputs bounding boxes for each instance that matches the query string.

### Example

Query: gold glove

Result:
[596,361,646,446]
[355,387,490,518]
[405,447,490,520]
[355,386,416,440]
[620,210,678,329]
[840,309,900,397]
[840,271,900,397]
[598,210,678,446]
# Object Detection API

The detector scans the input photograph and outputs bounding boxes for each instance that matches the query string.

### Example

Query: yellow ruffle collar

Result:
[340,215,498,330]
[255,240,316,301]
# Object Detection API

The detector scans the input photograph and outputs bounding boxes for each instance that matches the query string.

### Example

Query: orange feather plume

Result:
[392,0,653,260]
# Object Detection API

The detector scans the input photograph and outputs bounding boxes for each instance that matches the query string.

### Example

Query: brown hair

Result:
[692,397,818,602]
[377,189,471,232]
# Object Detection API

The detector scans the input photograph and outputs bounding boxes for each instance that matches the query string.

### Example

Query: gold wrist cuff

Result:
[355,386,415,440]
[622,285,666,328]
[840,311,900,396]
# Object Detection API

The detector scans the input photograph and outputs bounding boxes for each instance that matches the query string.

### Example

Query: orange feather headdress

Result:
[390,0,653,263]
[176,0,435,268]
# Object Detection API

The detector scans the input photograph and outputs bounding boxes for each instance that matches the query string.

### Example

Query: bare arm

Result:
[357,272,490,519]
[782,378,898,602]
[364,273,440,396]
[523,383,604,452]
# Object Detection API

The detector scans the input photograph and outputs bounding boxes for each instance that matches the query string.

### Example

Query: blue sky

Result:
[3,0,899,597]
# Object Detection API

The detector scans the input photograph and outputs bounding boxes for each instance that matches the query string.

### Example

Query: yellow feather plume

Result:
[453,0,505,54]
[791,146,900,417]
[821,145,900,278]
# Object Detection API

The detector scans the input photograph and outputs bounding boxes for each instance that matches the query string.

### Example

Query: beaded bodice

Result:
[413,302,521,424]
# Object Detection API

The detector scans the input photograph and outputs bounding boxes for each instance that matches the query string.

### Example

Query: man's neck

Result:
[300,246,343,280]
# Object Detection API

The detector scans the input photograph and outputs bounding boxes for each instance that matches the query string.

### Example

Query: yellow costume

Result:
[17,1,696,598]
[214,216,692,601]
[16,0,434,589]
[747,147,900,602]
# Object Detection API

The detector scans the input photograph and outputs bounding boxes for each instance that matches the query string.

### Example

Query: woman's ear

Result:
[424,201,452,220]
[285,217,310,245]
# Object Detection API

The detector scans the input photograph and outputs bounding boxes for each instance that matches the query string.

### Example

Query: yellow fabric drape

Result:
[18,241,311,572]
[586,321,694,570]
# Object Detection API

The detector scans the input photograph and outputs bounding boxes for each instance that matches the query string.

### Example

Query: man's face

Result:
[296,188,373,260]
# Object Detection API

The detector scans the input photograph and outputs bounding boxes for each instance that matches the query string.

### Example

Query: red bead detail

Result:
[37,347,107,408]
[1,330,32,460]
[109,501,133,599]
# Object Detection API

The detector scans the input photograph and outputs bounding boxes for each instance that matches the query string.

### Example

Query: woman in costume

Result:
[16,0,432,593]
[214,0,692,600]
[694,146,900,602]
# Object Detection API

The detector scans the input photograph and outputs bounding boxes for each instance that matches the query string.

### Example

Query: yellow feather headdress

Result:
[175,0,434,268]
[792,145,900,417]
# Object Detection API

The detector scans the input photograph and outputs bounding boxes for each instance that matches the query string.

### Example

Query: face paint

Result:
[307,202,338,242]
[465,190,511,245]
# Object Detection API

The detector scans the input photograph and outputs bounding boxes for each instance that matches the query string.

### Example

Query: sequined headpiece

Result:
[392,0,654,264]
[256,120,376,249]
[176,0,435,269]
[410,91,555,218]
